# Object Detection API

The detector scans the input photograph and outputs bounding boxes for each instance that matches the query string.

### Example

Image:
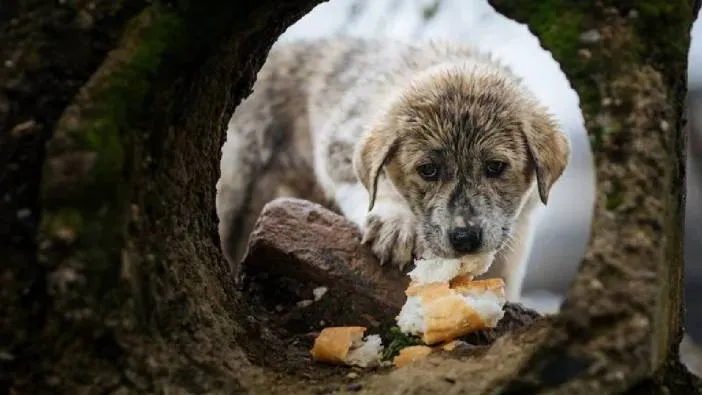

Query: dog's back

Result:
[217,37,486,267]
[255,37,483,127]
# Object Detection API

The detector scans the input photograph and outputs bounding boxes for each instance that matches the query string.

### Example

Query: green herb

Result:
[382,326,423,360]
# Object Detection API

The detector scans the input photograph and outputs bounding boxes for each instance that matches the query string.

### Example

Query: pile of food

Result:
[309,255,506,368]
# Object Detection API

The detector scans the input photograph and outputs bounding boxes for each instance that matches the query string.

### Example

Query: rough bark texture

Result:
[0,0,327,393]
[487,1,701,393]
[1,0,699,394]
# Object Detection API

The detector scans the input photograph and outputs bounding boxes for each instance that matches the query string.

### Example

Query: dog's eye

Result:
[485,160,508,178]
[417,163,440,181]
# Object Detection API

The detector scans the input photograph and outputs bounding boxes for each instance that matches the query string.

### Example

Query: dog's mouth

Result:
[417,245,469,260]
[418,221,508,260]
[418,238,507,261]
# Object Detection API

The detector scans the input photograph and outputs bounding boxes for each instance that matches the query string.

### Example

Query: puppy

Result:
[216,37,570,301]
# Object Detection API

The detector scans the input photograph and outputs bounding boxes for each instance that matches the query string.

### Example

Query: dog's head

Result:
[353,61,570,259]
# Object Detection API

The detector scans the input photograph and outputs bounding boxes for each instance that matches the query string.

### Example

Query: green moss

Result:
[605,179,623,210]
[589,126,603,150]
[63,8,182,188]
[382,326,423,360]
[491,0,694,153]
[632,2,693,86]
[590,117,623,150]
[519,5,584,69]
[75,10,184,188]
[40,6,188,285]
[38,0,279,310]
[422,1,440,21]
[489,1,601,118]
[44,208,85,237]
[629,2,694,143]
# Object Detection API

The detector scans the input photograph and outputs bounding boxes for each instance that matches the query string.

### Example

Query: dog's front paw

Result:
[361,202,418,270]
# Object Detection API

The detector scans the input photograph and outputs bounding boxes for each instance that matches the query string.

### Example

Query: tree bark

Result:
[1,0,700,394]
[486,1,701,393]
[1,1,325,393]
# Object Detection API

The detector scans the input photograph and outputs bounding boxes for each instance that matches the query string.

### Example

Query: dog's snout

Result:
[448,225,482,253]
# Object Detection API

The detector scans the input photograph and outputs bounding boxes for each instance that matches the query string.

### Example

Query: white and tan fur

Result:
[216,37,570,301]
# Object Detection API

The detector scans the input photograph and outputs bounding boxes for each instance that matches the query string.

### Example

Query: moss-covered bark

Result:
[1,1,325,393]
[488,1,700,393]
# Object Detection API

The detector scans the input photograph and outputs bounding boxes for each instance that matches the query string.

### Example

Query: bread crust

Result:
[401,277,506,345]
[310,326,366,364]
[393,345,433,367]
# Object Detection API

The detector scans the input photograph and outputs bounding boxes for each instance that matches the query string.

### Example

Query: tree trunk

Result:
[487,0,701,393]
[0,1,326,393]
[1,0,700,394]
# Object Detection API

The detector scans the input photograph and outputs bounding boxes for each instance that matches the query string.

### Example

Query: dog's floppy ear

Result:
[523,114,571,205]
[353,123,399,211]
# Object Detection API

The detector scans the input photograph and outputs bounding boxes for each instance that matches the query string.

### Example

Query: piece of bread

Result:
[393,345,434,367]
[439,340,460,351]
[451,278,505,294]
[396,278,506,345]
[405,273,477,296]
[408,255,492,285]
[310,327,384,367]
[449,274,476,289]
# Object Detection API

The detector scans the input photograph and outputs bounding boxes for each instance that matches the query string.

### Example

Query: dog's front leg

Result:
[494,227,534,302]
[333,178,418,270]
[489,195,542,302]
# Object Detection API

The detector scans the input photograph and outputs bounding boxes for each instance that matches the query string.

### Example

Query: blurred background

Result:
[273,0,702,374]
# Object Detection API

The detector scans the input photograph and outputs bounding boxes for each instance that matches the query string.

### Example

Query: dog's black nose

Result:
[448,226,482,253]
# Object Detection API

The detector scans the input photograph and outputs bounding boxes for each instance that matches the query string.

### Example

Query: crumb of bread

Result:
[459,289,505,327]
[346,334,384,368]
[396,295,426,335]
[454,279,506,327]
[393,345,433,367]
[313,286,328,301]
[440,340,461,351]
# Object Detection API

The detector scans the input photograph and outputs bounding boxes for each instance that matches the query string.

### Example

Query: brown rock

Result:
[239,197,541,341]
[239,197,410,332]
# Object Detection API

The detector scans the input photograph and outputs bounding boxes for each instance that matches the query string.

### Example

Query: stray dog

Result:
[216,37,570,301]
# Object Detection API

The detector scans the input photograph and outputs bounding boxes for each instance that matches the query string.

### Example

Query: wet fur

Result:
[217,37,570,301]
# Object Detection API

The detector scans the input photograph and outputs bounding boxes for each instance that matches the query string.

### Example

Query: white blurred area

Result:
[683,15,702,374]
[275,0,702,367]
[686,17,702,310]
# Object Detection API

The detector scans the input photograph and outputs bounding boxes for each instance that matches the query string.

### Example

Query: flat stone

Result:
[239,197,409,331]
